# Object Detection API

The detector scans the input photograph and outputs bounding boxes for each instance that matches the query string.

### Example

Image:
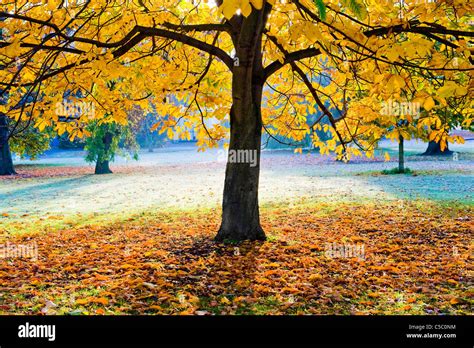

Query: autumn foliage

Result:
[1,202,472,315]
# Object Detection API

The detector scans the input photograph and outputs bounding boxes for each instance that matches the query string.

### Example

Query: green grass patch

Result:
[381,167,413,175]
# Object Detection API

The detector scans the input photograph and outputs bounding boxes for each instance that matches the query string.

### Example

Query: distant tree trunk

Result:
[0,113,16,176]
[145,116,154,152]
[422,140,453,156]
[398,135,405,173]
[95,131,113,174]
[148,137,154,153]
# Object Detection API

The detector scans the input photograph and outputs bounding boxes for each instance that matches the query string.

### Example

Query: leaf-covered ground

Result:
[1,201,472,315]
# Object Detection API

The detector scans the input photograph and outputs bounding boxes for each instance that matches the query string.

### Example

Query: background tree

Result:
[422,107,471,156]
[9,121,51,159]
[0,112,15,175]
[85,120,139,175]
[0,113,52,174]
[1,0,472,240]
[0,19,14,175]
[133,107,167,152]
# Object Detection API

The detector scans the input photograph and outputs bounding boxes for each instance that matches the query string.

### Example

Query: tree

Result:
[0,114,52,174]
[422,140,452,156]
[1,0,472,240]
[85,121,139,175]
[9,121,51,159]
[0,113,15,175]
[134,107,167,152]
[421,108,472,156]
[0,21,15,175]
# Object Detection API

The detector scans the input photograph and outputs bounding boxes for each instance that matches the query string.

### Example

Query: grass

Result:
[2,194,473,238]
[381,167,413,175]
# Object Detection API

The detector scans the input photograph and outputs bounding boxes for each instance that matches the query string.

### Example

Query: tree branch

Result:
[364,23,474,38]
[161,22,230,33]
[136,26,233,69]
[264,47,321,80]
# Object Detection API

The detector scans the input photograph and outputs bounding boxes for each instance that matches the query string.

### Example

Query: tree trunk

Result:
[215,104,265,242]
[215,47,266,242]
[148,138,154,153]
[214,8,271,242]
[422,140,452,156]
[0,113,16,175]
[398,134,404,173]
[95,159,112,174]
[146,128,154,152]
[95,131,113,174]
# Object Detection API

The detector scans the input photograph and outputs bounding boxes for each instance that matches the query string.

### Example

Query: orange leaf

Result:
[449,298,461,305]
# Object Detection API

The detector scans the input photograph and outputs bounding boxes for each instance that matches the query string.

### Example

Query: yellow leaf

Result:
[241,0,252,16]
[47,1,57,11]
[423,97,435,111]
[437,82,457,98]
[250,0,263,10]
[220,0,239,19]
[76,297,109,305]
[385,48,399,62]
[76,298,90,305]
[440,140,447,152]
[390,75,406,89]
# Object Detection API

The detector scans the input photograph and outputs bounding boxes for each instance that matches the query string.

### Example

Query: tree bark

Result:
[0,113,16,176]
[146,119,154,152]
[215,101,265,242]
[422,140,452,156]
[215,15,267,241]
[95,159,112,174]
[94,131,113,174]
[398,134,404,173]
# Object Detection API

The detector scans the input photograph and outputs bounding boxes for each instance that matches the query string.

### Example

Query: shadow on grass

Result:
[0,175,113,203]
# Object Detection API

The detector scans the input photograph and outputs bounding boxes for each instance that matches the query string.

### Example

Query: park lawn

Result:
[0,200,472,315]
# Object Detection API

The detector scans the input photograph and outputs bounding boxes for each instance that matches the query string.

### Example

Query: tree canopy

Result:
[1,0,471,154]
